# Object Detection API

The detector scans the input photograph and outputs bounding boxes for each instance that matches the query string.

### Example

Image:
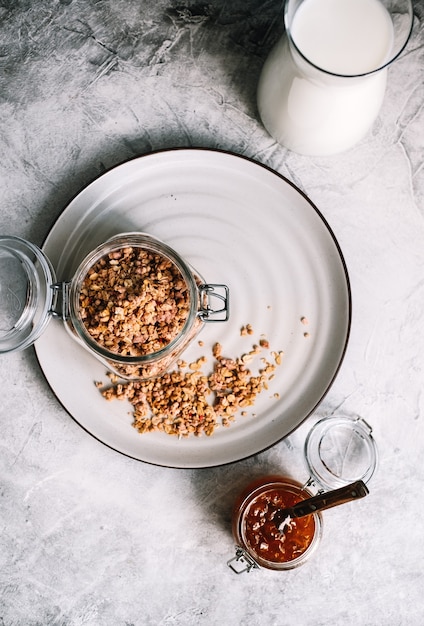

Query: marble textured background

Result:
[1,1,424,624]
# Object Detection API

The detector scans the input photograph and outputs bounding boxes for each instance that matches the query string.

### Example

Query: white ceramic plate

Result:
[35,149,351,468]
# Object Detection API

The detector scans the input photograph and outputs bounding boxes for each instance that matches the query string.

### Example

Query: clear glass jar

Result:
[229,475,322,573]
[0,233,229,380]
[228,414,377,574]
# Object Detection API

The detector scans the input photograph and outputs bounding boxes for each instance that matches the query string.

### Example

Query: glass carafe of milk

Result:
[257,0,413,156]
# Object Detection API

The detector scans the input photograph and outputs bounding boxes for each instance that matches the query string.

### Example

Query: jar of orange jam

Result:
[229,476,322,573]
[228,415,378,573]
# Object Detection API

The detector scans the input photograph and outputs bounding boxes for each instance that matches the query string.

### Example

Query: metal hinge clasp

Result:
[198,283,229,322]
[227,547,259,574]
[49,281,71,320]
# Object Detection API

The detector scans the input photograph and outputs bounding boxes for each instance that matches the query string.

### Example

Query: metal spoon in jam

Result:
[274,480,369,532]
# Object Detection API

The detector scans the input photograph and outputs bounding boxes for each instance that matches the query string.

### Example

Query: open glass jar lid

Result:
[304,414,378,490]
[0,233,229,380]
[0,236,56,352]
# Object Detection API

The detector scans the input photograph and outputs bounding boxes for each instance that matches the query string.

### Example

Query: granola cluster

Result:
[100,335,284,437]
[78,246,191,357]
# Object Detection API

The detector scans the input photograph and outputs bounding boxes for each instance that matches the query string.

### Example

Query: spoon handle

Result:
[274,480,369,527]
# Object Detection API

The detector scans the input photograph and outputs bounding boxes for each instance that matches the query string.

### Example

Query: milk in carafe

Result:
[257,0,395,155]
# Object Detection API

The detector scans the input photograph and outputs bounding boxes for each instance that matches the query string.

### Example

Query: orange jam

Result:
[232,476,321,570]
[243,486,316,564]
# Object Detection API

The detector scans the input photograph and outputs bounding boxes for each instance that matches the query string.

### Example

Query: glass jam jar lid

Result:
[304,414,378,490]
[0,236,56,353]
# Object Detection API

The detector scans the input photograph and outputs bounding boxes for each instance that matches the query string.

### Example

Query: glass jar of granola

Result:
[0,233,229,380]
